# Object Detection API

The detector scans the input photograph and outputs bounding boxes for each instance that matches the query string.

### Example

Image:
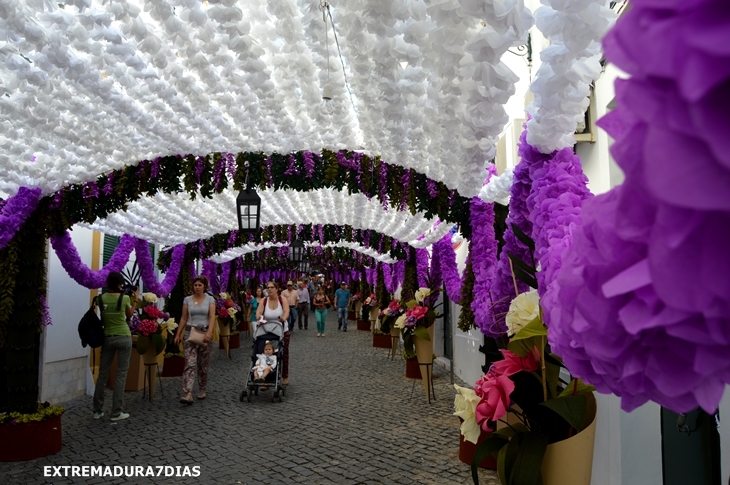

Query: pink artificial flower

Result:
[475,374,515,428]
[224,300,234,308]
[144,305,163,320]
[473,370,498,398]
[388,300,401,312]
[490,347,541,378]
[217,307,229,319]
[138,319,158,337]
[409,305,428,320]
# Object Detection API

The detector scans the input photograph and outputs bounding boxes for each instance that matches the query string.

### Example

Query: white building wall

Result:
[40,226,95,404]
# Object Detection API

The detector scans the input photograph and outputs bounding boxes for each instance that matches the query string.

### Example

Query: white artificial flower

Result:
[394,314,407,329]
[143,293,158,303]
[165,318,178,332]
[453,384,481,444]
[414,288,431,304]
[227,307,237,318]
[219,292,230,300]
[505,290,541,336]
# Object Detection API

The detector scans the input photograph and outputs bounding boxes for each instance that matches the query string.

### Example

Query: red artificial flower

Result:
[224,300,234,308]
[217,307,229,319]
[143,305,163,320]
[408,305,428,320]
[490,347,541,378]
[475,374,515,429]
[138,319,158,337]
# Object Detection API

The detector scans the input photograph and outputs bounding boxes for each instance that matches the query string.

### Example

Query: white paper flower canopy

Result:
[80,187,452,262]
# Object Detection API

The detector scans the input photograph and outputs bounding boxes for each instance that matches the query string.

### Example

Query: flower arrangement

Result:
[468,291,595,485]
[132,293,176,356]
[351,292,361,302]
[0,402,65,425]
[453,385,481,444]
[378,299,404,334]
[215,292,241,324]
[394,286,442,358]
[363,293,376,307]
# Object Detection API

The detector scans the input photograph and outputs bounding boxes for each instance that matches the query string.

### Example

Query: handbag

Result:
[187,327,207,345]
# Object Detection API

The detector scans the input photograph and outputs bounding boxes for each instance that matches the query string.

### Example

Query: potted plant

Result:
[129,293,175,398]
[394,285,442,397]
[0,402,64,461]
[454,385,497,470]
[349,291,360,321]
[215,292,241,359]
[160,316,183,377]
[469,290,598,485]
[378,300,404,355]
[224,329,241,349]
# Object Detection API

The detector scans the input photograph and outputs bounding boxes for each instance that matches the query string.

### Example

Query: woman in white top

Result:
[256,281,291,385]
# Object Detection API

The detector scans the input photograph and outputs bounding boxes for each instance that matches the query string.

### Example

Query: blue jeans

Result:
[288,306,297,333]
[337,307,348,330]
[93,335,132,417]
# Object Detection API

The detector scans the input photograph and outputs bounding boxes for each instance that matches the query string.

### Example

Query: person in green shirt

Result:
[92,271,138,422]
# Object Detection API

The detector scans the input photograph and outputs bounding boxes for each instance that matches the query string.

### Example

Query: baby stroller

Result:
[240,320,286,403]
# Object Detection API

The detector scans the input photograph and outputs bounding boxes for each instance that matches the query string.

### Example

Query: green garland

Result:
[38,149,472,241]
[457,241,477,332]
[401,248,418,302]
[158,224,408,271]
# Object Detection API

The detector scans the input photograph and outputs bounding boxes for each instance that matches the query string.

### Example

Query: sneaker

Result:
[110,412,130,422]
[343,328,347,332]
[338,326,342,331]
[317,333,321,337]
[321,334,325,337]
[93,412,104,420]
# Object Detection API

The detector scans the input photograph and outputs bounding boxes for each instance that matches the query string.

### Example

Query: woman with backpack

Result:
[256,281,291,385]
[92,271,137,422]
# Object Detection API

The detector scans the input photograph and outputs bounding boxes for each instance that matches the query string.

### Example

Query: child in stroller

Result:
[240,318,286,402]
[253,341,276,381]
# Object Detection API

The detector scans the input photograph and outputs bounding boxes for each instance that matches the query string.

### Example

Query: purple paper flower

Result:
[416,248,429,288]
[50,232,136,288]
[470,197,500,336]
[426,179,439,198]
[433,232,462,302]
[134,239,186,297]
[83,181,99,200]
[303,152,316,179]
[547,0,730,413]
[39,294,52,327]
[379,162,389,210]
[195,156,205,185]
[102,174,115,196]
[0,187,42,251]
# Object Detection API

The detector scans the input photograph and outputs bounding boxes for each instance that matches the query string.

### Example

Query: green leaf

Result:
[511,223,536,252]
[508,253,538,289]
[136,335,149,355]
[471,435,509,485]
[405,299,417,309]
[540,394,588,433]
[412,326,431,342]
[508,432,549,485]
[493,422,529,440]
[507,317,546,358]
[557,378,596,398]
[497,441,509,485]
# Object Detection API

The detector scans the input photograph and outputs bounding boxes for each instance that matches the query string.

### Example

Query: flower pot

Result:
[372,333,391,349]
[161,356,184,377]
[369,307,379,330]
[405,357,421,379]
[224,333,240,349]
[142,345,160,399]
[355,301,362,317]
[0,415,62,461]
[414,325,435,397]
[541,393,598,485]
[390,326,401,359]
[458,419,498,470]
[218,317,231,359]
[348,310,356,321]
[356,319,370,331]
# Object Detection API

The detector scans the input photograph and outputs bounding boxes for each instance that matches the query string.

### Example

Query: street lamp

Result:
[289,239,304,263]
[236,187,261,234]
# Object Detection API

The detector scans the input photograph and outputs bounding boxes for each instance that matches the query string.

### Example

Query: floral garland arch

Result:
[33,149,473,244]
[157,223,410,271]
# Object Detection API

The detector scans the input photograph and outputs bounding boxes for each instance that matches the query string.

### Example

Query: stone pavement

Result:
[1,312,498,485]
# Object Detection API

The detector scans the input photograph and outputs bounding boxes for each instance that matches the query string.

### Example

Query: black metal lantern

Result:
[289,239,305,263]
[236,188,261,233]
[298,260,310,274]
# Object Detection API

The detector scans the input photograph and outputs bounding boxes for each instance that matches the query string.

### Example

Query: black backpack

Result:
[78,295,104,348]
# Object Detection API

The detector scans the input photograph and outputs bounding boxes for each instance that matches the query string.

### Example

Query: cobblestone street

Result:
[1,313,498,485]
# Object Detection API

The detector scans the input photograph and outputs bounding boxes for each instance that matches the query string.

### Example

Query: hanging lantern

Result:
[236,188,261,234]
[289,239,304,263]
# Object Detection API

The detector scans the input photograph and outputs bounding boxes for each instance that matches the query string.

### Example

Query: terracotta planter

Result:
[458,419,498,470]
[372,333,391,349]
[405,357,421,379]
[0,415,62,461]
[161,356,184,377]
[229,333,240,349]
[348,311,356,321]
[541,393,598,485]
[356,319,370,331]
[413,325,435,396]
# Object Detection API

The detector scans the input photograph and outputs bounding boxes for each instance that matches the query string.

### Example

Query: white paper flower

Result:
[414,288,431,304]
[453,384,481,444]
[142,293,158,303]
[505,290,541,336]
[227,307,237,319]
[219,292,230,300]
[165,318,178,332]
[394,314,407,329]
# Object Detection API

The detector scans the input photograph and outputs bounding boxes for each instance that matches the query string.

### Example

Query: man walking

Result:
[334,281,351,332]
[282,281,299,335]
[297,280,310,330]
